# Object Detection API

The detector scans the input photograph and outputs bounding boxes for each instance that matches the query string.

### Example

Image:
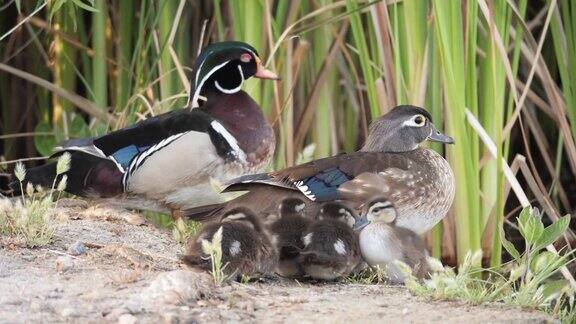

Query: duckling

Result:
[299,202,361,280]
[356,197,429,283]
[269,197,312,278]
[182,207,277,279]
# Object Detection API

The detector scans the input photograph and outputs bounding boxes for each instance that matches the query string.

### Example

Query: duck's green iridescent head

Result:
[190,41,279,108]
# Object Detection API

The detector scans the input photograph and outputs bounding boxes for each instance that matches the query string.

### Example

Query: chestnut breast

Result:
[203,91,275,169]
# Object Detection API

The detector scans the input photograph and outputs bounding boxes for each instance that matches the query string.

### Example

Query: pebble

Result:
[140,270,214,306]
[118,313,137,324]
[60,307,79,318]
[55,256,74,273]
[67,241,87,256]
[22,255,36,262]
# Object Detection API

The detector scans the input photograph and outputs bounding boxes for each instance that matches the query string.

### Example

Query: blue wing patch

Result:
[294,167,351,201]
[109,145,150,172]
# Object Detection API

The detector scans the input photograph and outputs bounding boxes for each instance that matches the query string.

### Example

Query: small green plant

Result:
[172,217,201,247]
[0,153,70,247]
[345,265,388,284]
[200,226,229,285]
[401,207,574,322]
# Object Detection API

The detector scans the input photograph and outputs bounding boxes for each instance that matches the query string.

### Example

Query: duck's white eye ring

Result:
[403,114,427,127]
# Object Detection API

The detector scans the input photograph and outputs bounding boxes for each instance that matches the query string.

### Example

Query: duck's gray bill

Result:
[428,126,454,144]
[353,217,370,230]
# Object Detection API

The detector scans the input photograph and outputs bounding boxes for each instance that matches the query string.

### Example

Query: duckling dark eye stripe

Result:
[121,132,187,191]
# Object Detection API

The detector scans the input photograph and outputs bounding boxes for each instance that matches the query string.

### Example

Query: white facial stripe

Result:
[209,121,247,163]
[334,239,347,255]
[214,65,244,94]
[225,213,246,220]
[426,127,434,140]
[190,60,230,108]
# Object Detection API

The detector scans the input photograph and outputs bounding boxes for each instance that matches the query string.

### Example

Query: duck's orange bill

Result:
[254,56,280,80]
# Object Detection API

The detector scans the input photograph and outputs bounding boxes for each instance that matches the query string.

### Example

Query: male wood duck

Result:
[354,197,430,283]
[299,202,362,280]
[186,105,455,235]
[7,41,279,216]
[182,207,277,279]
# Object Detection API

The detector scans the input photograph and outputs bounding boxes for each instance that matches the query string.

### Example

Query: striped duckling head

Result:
[354,196,397,230]
[317,202,357,228]
[221,207,264,233]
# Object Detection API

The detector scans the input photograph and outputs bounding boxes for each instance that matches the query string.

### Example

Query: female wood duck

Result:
[186,105,455,235]
[9,41,279,216]
[299,202,361,280]
[354,197,430,283]
[269,197,313,278]
[182,207,277,279]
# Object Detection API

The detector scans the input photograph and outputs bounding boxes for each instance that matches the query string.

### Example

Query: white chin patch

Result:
[214,65,244,94]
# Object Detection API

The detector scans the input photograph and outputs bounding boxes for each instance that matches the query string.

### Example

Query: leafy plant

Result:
[200,226,229,285]
[0,154,71,247]
[345,265,388,284]
[401,207,574,322]
[172,217,201,248]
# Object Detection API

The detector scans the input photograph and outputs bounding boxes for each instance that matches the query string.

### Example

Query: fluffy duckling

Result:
[182,207,277,279]
[269,198,312,278]
[355,197,429,283]
[299,202,361,280]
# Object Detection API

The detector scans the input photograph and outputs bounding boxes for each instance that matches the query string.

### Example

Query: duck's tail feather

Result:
[2,161,58,196]
[0,173,14,195]
[6,152,123,198]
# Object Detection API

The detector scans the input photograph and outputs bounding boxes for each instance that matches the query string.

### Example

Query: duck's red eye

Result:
[240,53,252,63]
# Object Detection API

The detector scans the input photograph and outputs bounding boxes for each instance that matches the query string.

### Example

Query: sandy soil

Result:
[0,201,554,323]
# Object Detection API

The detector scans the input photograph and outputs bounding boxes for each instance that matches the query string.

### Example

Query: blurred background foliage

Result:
[0,0,575,268]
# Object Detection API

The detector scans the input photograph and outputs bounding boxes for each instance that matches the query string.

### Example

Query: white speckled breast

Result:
[388,149,454,234]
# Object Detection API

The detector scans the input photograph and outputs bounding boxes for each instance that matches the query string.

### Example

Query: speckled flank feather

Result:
[338,149,454,234]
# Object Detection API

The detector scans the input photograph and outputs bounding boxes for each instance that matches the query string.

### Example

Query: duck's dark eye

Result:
[371,207,382,214]
[414,115,425,126]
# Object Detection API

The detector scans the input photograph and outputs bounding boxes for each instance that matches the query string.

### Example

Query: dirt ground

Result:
[0,201,554,323]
